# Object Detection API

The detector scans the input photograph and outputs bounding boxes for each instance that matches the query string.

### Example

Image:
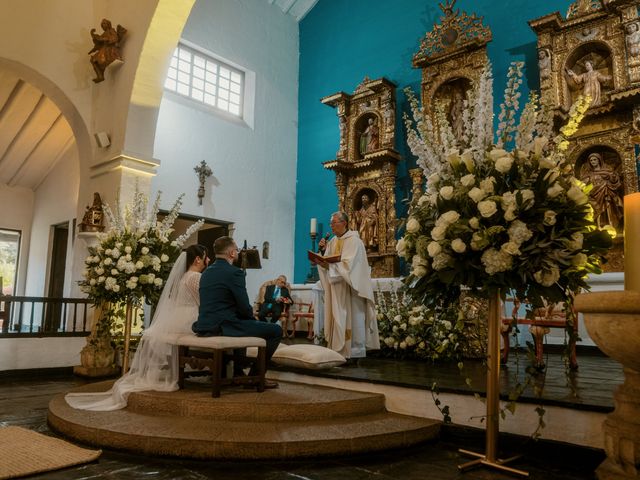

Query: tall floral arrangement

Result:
[79,186,203,307]
[398,62,612,309]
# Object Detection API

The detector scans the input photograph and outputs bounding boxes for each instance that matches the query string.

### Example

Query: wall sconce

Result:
[94,132,111,148]
[194,160,213,206]
[233,240,262,270]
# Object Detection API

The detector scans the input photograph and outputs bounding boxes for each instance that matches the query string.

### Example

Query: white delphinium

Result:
[496,62,524,148]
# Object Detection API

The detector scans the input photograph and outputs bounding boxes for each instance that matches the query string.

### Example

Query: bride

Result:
[65,244,209,411]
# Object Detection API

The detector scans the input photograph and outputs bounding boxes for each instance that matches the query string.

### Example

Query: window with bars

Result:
[165,43,244,117]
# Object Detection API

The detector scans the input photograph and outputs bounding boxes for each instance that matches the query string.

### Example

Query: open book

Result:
[307,250,341,264]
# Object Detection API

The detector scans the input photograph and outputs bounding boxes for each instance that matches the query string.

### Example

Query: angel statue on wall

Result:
[89,18,127,83]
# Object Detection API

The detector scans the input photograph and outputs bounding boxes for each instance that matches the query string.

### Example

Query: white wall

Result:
[0,185,34,296]
[24,147,80,296]
[152,0,299,298]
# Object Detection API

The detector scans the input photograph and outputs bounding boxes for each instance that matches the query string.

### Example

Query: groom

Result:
[193,236,282,387]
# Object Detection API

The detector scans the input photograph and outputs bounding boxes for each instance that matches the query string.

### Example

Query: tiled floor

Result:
[0,349,618,479]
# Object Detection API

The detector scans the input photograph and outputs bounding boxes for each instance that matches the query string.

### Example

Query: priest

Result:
[316,211,380,359]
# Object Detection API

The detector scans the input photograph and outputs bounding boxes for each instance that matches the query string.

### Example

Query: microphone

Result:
[318,232,331,253]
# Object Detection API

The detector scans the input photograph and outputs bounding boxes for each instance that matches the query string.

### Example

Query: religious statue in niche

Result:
[89,18,127,83]
[564,57,611,107]
[538,49,551,81]
[626,21,640,63]
[434,79,471,144]
[79,192,105,233]
[578,151,624,231]
[354,191,378,252]
[359,117,379,155]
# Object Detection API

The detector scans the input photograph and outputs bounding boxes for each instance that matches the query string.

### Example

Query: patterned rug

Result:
[0,426,101,479]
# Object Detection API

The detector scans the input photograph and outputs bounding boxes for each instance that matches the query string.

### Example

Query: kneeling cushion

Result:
[271,344,346,370]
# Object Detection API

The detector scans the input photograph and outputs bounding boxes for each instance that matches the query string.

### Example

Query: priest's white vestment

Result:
[317,230,380,358]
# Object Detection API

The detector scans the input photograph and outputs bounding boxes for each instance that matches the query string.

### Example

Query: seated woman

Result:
[65,244,209,411]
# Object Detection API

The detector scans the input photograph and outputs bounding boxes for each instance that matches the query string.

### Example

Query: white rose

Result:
[488,148,509,161]
[413,265,428,278]
[111,248,121,259]
[105,249,112,256]
[533,266,560,287]
[521,189,535,209]
[130,276,138,283]
[135,261,144,270]
[124,246,132,254]
[572,253,588,267]
[478,200,498,218]
[479,177,495,194]
[95,267,104,275]
[451,238,466,253]
[543,210,557,226]
[98,276,105,283]
[112,285,120,293]
[89,278,96,286]
[440,186,454,200]
[170,241,178,247]
[437,211,460,226]
[148,273,155,282]
[85,256,92,263]
[461,174,475,187]
[504,208,517,222]
[427,241,442,257]
[431,225,447,241]
[412,255,428,268]
[547,183,564,198]
[399,341,407,350]
[418,195,430,206]
[103,258,112,265]
[426,173,441,190]
[406,217,421,233]
[567,185,589,205]
[468,187,486,203]
[154,278,163,287]
[501,241,521,256]
[141,247,150,255]
[125,254,132,261]
[111,269,118,276]
[469,217,480,229]
[395,238,406,257]
[495,155,514,173]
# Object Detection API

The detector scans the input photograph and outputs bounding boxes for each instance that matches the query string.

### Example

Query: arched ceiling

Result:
[0,70,74,191]
[268,0,319,22]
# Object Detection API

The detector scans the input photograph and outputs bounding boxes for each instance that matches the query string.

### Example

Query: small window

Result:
[0,229,21,295]
[165,43,245,118]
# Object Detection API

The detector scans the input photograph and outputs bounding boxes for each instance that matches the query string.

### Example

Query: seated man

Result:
[193,236,282,388]
[258,275,292,323]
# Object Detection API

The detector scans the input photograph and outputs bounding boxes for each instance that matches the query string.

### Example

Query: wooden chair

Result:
[290,302,314,340]
[501,297,578,370]
[254,278,291,332]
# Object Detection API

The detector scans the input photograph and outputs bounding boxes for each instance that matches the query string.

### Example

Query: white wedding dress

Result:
[65,253,200,411]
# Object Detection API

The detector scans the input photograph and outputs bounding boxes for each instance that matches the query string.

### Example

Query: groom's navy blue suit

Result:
[193,259,282,362]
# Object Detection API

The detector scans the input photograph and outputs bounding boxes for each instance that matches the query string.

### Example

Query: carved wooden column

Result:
[321,78,401,278]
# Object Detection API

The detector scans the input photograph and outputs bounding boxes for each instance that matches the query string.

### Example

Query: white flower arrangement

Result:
[400,61,613,308]
[80,185,204,307]
[375,286,464,361]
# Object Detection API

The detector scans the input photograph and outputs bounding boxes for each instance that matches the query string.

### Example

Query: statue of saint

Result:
[355,193,378,251]
[565,60,611,107]
[89,19,127,83]
[626,22,640,60]
[579,152,624,230]
[359,118,379,155]
[79,192,105,232]
[538,49,551,81]
[448,87,466,143]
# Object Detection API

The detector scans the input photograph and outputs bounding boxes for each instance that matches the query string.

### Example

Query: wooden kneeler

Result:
[175,335,267,398]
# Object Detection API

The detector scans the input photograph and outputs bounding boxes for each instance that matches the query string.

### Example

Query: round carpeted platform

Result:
[48,379,440,459]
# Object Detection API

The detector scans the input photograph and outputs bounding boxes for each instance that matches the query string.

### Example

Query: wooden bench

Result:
[501,298,578,370]
[172,335,267,398]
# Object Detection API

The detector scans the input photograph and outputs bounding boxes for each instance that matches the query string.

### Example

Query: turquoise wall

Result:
[294,0,573,283]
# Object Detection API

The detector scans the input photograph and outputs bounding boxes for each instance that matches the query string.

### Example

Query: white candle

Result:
[310,218,317,235]
[624,192,640,291]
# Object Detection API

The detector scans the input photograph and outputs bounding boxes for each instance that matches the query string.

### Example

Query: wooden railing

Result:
[0,295,93,337]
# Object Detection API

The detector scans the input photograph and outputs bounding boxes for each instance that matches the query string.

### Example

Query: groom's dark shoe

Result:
[244,379,278,389]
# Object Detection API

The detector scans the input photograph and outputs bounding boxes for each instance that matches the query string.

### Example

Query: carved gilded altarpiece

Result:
[321,78,401,278]
[413,0,492,126]
[530,0,640,271]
